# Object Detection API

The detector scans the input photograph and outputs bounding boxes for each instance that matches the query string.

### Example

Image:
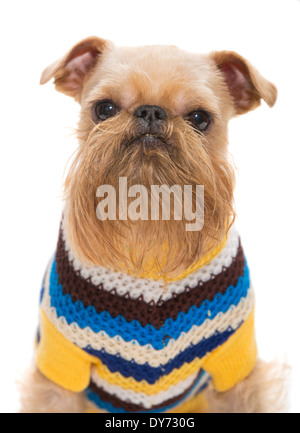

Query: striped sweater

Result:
[36,223,257,413]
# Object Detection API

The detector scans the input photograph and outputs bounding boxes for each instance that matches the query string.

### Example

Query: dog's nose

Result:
[133,105,167,124]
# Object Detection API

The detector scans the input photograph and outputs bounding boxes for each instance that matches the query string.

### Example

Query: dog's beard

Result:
[64,112,235,278]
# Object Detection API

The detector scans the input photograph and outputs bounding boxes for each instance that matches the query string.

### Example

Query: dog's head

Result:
[41,37,277,278]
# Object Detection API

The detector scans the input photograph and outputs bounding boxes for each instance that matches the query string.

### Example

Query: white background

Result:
[0,0,299,413]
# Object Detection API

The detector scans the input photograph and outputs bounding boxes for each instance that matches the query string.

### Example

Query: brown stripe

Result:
[56,228,245,329]
[88,369,203,412]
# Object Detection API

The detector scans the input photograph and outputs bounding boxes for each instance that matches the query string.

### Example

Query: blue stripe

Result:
[49,258,250,350]
[39,286,45,304]
[83,325,238,384]
[86,371,210,413]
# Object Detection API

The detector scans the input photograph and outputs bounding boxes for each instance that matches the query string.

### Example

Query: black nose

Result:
[133,105,167,124]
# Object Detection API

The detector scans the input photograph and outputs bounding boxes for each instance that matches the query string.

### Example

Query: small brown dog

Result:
[20,37,287,413]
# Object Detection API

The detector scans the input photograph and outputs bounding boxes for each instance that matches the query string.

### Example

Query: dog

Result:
[20,37,288,413]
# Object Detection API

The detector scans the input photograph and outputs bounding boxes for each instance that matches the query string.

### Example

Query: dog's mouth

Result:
[127,133,168,148]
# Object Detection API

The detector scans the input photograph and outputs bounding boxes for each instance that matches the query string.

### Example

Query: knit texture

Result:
[35,222,257,413]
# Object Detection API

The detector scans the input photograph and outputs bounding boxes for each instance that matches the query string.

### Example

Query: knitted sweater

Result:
[36,223,256,413]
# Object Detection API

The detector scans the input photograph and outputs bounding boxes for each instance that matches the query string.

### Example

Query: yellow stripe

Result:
[86,406,107,413]
[125,236,228,282]
[203,307,257,391]
[94,358,205,395]
[36,302,255,397]
[171,392,209,413]
[37,308,205,394]
[36,309,96,392]
[166,236,227,282]
[93,308,255,395]
[86,392,209,413]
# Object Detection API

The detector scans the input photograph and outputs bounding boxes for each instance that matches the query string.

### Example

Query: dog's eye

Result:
[94,100,119,121]
[187,110,211,132]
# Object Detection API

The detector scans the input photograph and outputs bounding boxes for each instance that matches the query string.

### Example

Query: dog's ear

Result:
[40,36,110,101]
[210,51,277,115]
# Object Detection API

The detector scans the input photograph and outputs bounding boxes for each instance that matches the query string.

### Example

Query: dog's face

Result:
[41,37,277,278]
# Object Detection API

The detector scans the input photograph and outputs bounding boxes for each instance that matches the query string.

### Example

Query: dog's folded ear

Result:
[40,36,110,101]
[210,51,277,115]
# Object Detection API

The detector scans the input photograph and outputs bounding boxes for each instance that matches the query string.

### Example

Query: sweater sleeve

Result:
[202,308,257,392]
[35,308,95,392]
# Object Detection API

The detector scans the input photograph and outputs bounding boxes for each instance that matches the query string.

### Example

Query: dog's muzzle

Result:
[129,104,168,147]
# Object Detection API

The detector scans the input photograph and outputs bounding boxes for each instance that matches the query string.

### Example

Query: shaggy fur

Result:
[20,37,288,413]
[64,112,235,278]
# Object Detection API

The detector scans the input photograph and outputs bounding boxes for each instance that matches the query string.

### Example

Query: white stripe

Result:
[90,367,200,409]
[41,262,254,368]
[62,221,240,304]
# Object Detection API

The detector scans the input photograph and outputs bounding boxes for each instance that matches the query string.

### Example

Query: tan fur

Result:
[64,112,235,277]
[18,364,88,413]
[59,41,276,279]
[20,37,285,413]
[63,43,237,278]
[206,359,290,413]
[211,51,277,113]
